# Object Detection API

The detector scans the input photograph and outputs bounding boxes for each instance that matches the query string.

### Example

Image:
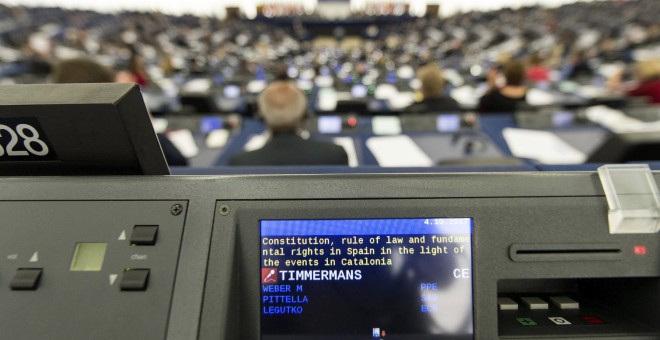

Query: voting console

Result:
[0,171,658,340]
[0,83,658,339]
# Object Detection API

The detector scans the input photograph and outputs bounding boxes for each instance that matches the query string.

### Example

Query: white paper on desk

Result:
[526,88,557,106]
[317,88,337,111]
[450,85,479,107]
[152,118,168,134]
[333,137,358,167]
[577,85,608,99]
[388,92,415,110]
[372,116,402,135]
[366,135,434,167]
[205,129,230,148]
[503,128,586,164]
[166,129,199,158]
[182,78,211,93]
[335,91,353,101]
[585,105,660,133]
[244,133,269,151]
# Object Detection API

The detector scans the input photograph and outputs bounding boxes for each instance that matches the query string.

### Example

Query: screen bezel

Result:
[213,199,477,340]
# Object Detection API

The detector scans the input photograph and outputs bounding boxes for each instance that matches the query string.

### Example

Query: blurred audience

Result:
[1,1,659,86]
[0,0,659,113]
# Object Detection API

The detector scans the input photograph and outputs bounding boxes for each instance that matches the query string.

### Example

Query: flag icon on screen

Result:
[262,268,278,284]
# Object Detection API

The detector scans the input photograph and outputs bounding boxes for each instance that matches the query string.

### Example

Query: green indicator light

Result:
[516,318,537,326]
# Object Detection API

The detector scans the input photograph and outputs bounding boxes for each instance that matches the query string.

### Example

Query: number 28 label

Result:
[0,118,56,161]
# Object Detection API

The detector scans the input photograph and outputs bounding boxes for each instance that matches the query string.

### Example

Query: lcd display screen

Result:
[260,218,474,339]
[552,111,574,128]
[351,84,368,98]
[317,116,342,134]
[200,116,223,133]
[436,114,462,133]
[223,85,241,98]
[70,242,107,272]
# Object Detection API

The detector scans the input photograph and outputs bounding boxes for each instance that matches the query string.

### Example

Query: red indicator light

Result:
[347,117,358,127]
[581,316,605,324]
[634,245,647,255]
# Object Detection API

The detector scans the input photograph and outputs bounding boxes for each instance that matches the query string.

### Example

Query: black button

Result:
[130,225,158,245]
[11,268,42,290]
[120,269,150,291]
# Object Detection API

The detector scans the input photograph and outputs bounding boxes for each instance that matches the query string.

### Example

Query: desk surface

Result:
[158,113,616,169]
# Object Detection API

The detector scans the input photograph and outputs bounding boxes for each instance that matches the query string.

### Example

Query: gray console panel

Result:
[0,172,657,340]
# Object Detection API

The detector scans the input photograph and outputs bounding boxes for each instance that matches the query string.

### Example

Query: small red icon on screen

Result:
[633,246,647,255]
[262,268,278,284]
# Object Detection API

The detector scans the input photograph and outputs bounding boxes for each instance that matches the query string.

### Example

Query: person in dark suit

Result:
[564,50,594,82]
[405,64,462,113]
[477,60,528,113]
[229,81,348,166]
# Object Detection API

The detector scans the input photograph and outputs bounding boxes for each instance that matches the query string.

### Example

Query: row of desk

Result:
[154,110,658,173]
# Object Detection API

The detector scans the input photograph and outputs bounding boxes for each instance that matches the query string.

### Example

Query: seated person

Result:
[477,60,528,113]
[229,81,348,166]
[563,50,594,82]
[405,64,461,113]
[610,59,660,104]
[526,52,551,84]
[52,57,115,83]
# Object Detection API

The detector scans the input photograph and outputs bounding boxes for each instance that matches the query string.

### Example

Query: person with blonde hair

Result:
[405,63,461,113]
[229,81,348,166]
[627,59,660,104]
[609,59,660,104]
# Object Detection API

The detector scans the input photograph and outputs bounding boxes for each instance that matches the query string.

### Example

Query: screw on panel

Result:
[171,204,184,216]
[219,205,230,216]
